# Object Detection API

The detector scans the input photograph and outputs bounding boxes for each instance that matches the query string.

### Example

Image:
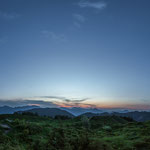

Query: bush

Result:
[102,126,112,132]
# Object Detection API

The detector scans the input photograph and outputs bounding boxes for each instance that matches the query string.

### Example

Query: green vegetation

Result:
[0,113,150,150]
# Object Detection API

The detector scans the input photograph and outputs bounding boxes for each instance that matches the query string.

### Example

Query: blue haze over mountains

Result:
[0,105,147,116]
[1,105,150,122]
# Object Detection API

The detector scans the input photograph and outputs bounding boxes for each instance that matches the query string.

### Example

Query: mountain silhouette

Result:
[20,108,74,118]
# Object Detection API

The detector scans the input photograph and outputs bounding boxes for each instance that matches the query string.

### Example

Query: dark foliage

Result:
[0,114,150,150]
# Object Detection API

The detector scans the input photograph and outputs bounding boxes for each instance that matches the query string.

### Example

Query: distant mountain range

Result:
[20,108,74,118]
[0,106,150,121]
[0,105,40,114]
[60,107,131,116]
[60,107,103,116]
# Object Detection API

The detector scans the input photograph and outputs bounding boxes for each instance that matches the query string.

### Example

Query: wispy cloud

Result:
[0,96,89,108]
[0,11,20,20]
[36,96,88,103]
[1,98,150,110]
[72,1,106,29]
[73,13,85,28]
[24,96,89,108]
[78,0,107,10]
[63,98,88,103]
[58,102,97,108]
[0,99,57,108]
[73,14,85,23]
[41,30,67,42]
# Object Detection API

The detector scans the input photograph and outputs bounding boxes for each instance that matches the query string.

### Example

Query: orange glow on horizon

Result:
[28,104,41,106]
[53,102,150,110]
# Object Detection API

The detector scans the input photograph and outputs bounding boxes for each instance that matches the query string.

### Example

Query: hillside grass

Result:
[0,114,150,150]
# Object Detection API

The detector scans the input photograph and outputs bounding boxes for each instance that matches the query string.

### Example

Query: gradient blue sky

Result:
[0,0,150,109]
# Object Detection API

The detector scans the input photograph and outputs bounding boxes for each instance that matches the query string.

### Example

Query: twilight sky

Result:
[0,0,150,109]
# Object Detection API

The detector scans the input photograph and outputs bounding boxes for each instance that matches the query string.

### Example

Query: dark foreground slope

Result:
[81,111,150,122]
[112,111,150,122]
[0,114,150,150]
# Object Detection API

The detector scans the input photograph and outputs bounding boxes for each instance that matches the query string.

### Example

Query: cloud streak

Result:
[41,30,67,42]
[73,1,107,29]
[0,96,89,108]
[0,98,150,110]
[36,96,88,103]
[0,11,20,20]
[73,13,85,28]
[0,99,58,108]
[73,14,85,23]
[78,0,107,10]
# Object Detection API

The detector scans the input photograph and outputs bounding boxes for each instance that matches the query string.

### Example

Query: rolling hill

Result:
[20,108,74,118]
[80,111,150,122]
[0,106,40,114]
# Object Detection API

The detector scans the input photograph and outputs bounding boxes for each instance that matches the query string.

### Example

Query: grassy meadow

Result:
[0,113,150,150]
